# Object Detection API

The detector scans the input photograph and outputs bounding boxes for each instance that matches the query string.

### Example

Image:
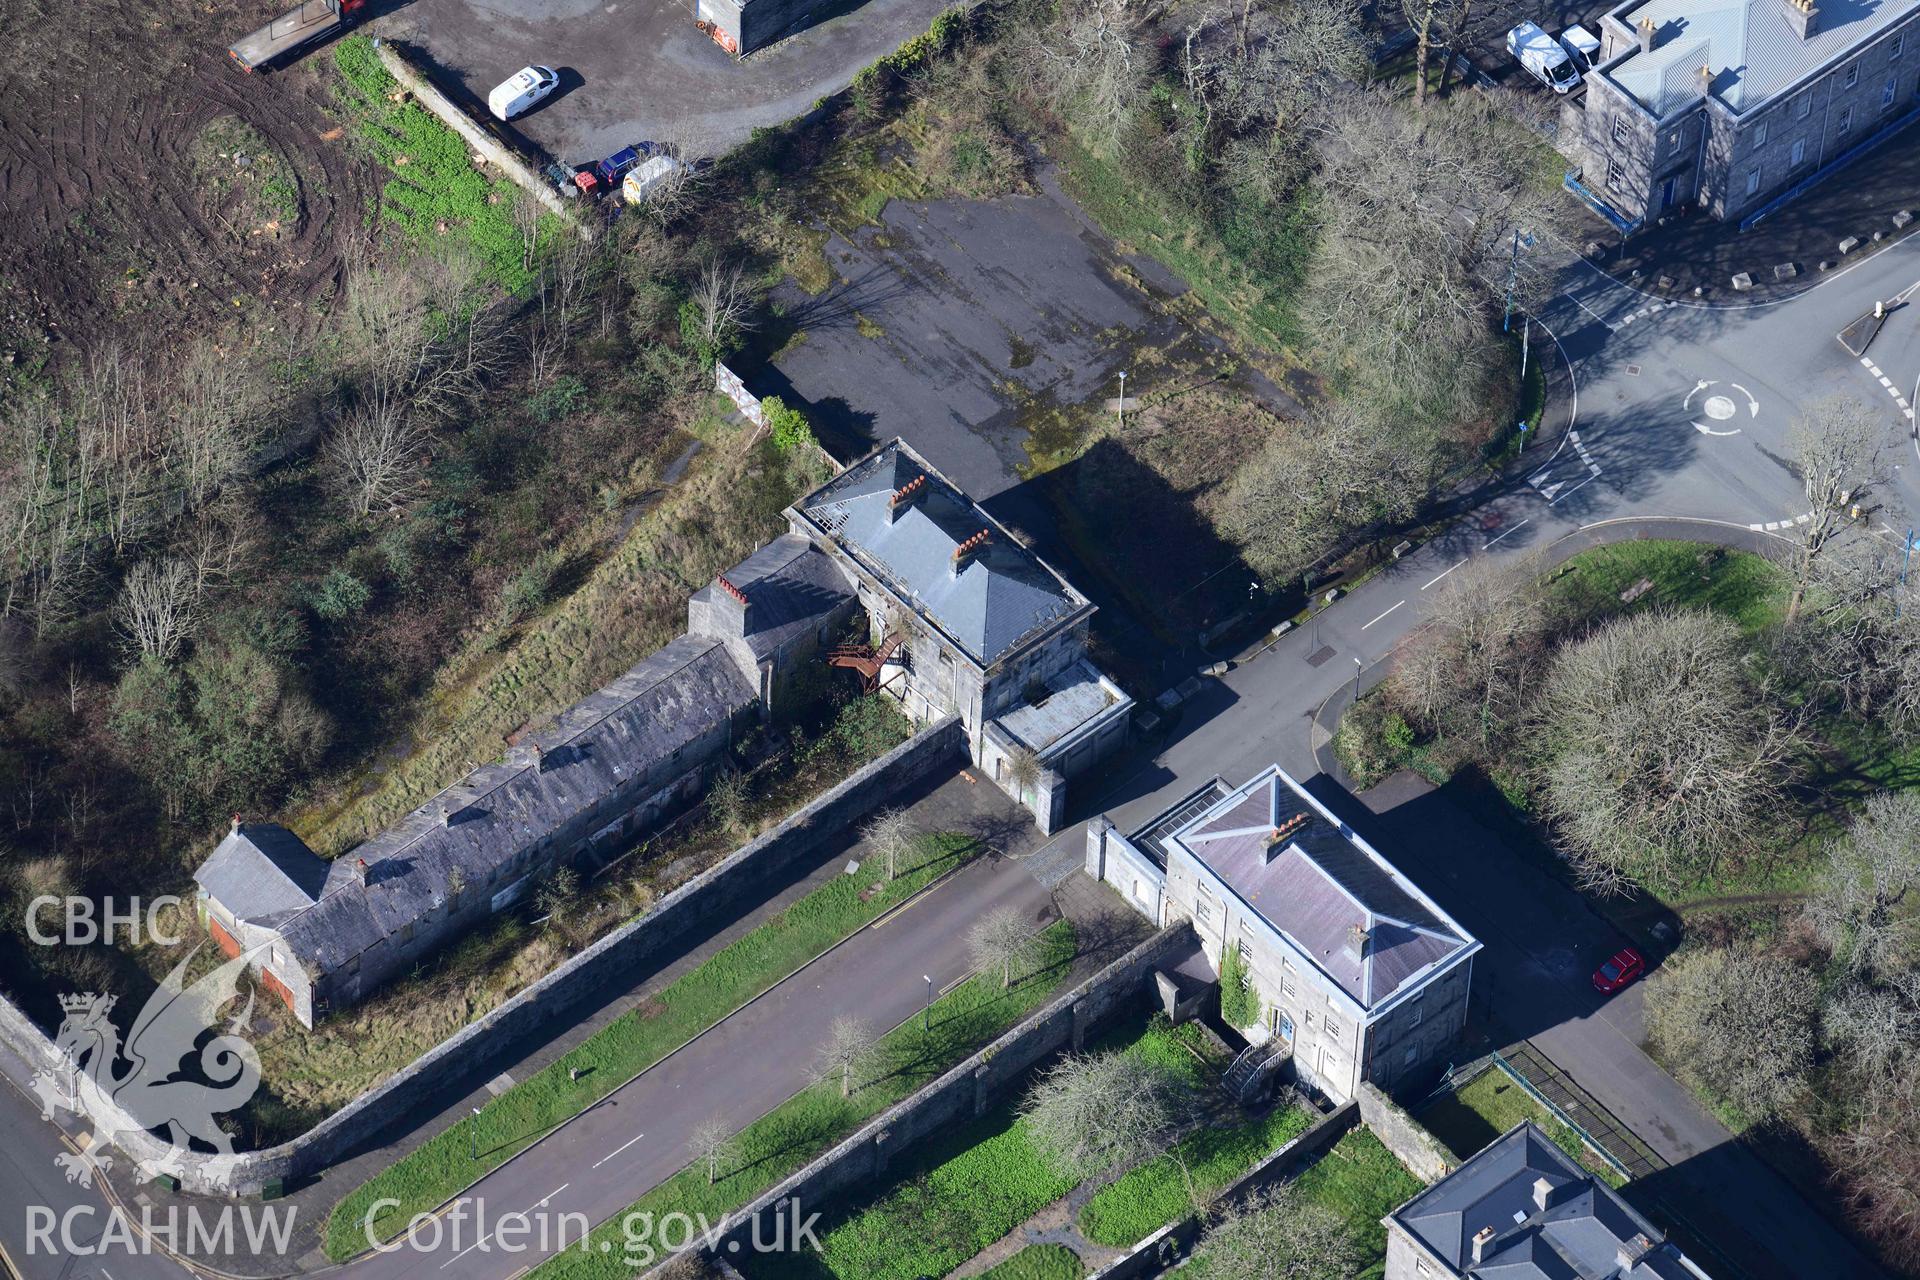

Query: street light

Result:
[923,975,934,1031]
[1352,656,1363,704]
[1503,229,1536,332]
[1116,370,1128,430]
[468,1106,482,1161]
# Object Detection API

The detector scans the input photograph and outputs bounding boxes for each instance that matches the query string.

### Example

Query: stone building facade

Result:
[1087,765,1479,1102]
[1560,0,1920,228]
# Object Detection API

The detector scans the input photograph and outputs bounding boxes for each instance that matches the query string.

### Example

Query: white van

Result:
[622,154,686,205]
[1559,24,1601,73]
[488,66,559,122]
[1507,22,1582,93]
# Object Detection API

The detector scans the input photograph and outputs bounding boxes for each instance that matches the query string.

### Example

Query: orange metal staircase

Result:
[826,631,905,692]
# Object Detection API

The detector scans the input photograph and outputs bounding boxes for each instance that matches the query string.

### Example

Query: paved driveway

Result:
[380,0,949,162]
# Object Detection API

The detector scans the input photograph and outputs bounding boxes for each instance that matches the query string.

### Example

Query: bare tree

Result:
[1808,792,1920,978]
[1036,0,1148,146]
[1829,1058,1920,1269]
[688,257,759,355]
[322,398,434,519]
[1782,396,1890,623]
[687,1116,738,1186]
[1783,533,1920,734]
[170,337,265,508]
[859,806,919,881]
[968,907,1040,989]
[1825,974,1920,1080]
[113,557,205,662]
[1391,556,1546,748]
[1646,944,1820,1122]
[1022,1050,1190,1179]
[1532,610,1799,894]
[814,1016,880,1098]
[1196,1184,1361,1280]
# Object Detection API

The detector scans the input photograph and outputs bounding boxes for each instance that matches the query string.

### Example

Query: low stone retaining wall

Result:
[0,717,965,1195]
[1358,1082,1456,1184]
[647,923,1200,1275]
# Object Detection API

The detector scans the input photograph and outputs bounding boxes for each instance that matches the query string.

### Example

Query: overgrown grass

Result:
[744,1015,1216,1279]
[324,832,981,1259]
[528,921,1080,1280]
[1417,1069,1627,1188]
[1077,1103,1315,1248]
[332,35,540,290]
[1290,1128,1425,1280]
[976,1244,1084,1280]
[1542,541,1787,636]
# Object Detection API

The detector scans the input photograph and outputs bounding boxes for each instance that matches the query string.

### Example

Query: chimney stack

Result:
[1471,1227,1496,1265]
[1264,811,1310,860]
[1532,1176,1553,1213]
[716,574,752,632]
[230,813,242,834]
[887,474,927,523]
[1345,924,1370,962]
[1637,14,1655,52]
[532,742,549,773]
[438,800,453,828]
[355,857,370,885]
[1616,1233,1655,1269]
[1784,0,1819,39]
[951,529,991,575]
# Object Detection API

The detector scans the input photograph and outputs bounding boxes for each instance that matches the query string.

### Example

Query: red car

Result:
[1592,947,1645,994]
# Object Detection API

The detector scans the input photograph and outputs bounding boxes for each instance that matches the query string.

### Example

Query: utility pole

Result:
[1503,230,1535,332]
[468,1106,482,1160]
[923,974,934,1031]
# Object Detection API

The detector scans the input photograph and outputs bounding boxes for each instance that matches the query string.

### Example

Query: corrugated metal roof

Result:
[1171,766,1473,1010]
[1608,0,1919,116]
[796,442,1082,666]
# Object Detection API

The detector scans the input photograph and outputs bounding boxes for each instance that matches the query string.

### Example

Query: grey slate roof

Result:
[1170,765,1475,1010]
[692,534,854,660]
[1392,1123,1700,1279]
[196,634,756,974]
[1607,0,1919,116]
[794,441,1084,666]
[192,824,329,929]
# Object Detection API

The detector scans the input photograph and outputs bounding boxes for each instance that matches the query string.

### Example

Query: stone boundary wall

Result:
[0,717,965,1196]
[1086,1099,1361,1280]
[645,923,1200,1276]
[374,41,588,235]
[715,363,766,429]
[1358,1082,1456,1184]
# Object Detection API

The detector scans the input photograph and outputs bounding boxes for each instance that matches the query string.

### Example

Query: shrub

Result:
[528,375,588,424]
[499,550,563,625]
[762,395,817,454]
[1218,945,1261,1031]
[311,569,373,621]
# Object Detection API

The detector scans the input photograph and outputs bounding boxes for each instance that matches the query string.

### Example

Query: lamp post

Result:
[1352,656,1363,704]
[468,1106,482,1161]
[923,975,934,1031]
[1503,230,1535,332]
[1116,370,1127,430]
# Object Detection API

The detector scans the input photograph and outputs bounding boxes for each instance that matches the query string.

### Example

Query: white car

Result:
[488,66,559,122]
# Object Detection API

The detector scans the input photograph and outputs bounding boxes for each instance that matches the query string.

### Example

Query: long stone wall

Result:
[1357,1082,1456,1184]
[0,717,965,1196]
[642,923,1200,1275]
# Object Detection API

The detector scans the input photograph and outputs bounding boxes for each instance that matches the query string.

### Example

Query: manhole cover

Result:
[1624,364,1641,376]
[1305,645,1337,668]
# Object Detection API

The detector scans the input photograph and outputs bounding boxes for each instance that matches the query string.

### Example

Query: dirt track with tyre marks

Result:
[0,0,372,354]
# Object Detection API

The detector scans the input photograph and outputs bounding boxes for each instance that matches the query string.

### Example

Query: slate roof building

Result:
[1087,765,1479,1101]
[788,439,1132,831]
[194,635,759,1026]
[1558,0,1920,229]
[1385,1122,1711,1279]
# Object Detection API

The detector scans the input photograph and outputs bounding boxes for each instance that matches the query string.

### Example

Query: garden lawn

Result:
[978,1245,1083,1280]
[1291,1128,1425,1280]
[325,833,979,1259]
[1544,541,1786,636]
[742,1015,1214,1280]
[1078,1103,1315,1248]
[528,921,1079,1280]
[1417,1069,1626,1188]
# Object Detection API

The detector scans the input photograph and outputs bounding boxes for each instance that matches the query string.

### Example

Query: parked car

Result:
[488,66,559,121]
[1592,947,1645,993]
[1559,24,1601,73]
[1507,22,1582,94]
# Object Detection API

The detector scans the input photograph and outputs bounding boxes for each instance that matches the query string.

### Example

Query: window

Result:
[1325,1017,1341,1039]
[1894,33,1906,59]
[1798,92,1814,118]
[1236,938,1254,970]
[1611,114,1630,144]
[1409,1003,1425,1029]
[1282,975,1297,996]
[1326,992,1338,1009]
[1404,1045,1420,1067]
[1846,61,1860,87]
[1745,168,1762,195]
[1839,107,1853,134]
[1754,120,1770,146]
[1417,1259,1434,1277]
[1606,159,1626,193]
[1791,137,1808,165]
[1195,897,1212,924]
[1886,76,1899,108]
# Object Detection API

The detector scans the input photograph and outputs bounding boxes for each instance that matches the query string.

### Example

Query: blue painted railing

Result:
[1563,170,1642,236]
[1740,103,1920,231]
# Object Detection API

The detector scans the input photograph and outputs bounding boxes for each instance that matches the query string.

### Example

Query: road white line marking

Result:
[538,1183,568,1206]
[1548,475,1599,506]
[593,1133,646,1170]
[1483,518,1531,548]
[1361,600,1406,630]
[1566,291,1617,330]
[1422,559,1467,590]
[1863,355,1878,368]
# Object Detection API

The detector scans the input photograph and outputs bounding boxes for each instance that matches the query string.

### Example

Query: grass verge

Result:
[978,1245,1084,1280]
[1077,1103,1315,1248]
[324,832,980,1259]
[528,921,1080,1280]
[1417,1068,1627,1188]
[1290,1128,1426,1280]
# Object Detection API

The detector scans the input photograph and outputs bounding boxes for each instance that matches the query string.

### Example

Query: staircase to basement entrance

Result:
[1223,1038,1286,1103]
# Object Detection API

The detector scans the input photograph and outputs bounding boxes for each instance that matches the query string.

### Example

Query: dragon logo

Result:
[32,945,263,1192]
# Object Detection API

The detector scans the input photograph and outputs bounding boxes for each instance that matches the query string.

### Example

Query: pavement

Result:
[373,0,951,162]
